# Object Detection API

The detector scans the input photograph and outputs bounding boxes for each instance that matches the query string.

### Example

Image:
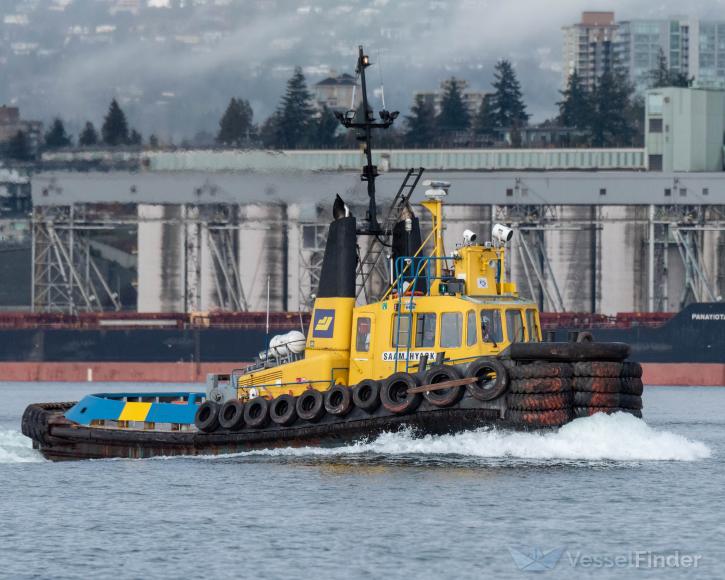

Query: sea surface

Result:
[0,382,722,580]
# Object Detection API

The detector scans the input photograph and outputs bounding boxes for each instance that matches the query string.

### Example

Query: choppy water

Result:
[0,382,722,579]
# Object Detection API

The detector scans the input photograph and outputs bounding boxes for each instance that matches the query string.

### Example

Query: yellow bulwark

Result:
[234,192,541,399]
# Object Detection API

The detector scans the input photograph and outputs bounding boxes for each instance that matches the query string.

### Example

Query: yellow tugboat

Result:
[22,47,643,460]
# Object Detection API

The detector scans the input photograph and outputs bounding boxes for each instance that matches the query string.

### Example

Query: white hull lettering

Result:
[382,351,437,362]
[692,313,725,321]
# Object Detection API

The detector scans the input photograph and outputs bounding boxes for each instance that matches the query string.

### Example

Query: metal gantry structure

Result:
[29,197,725,315]
[649,203,724,310]
[32,203,252,314]
[204,205,248,312]
[494,202,567,313]
[32,205,121,313]
[297,220,328,311]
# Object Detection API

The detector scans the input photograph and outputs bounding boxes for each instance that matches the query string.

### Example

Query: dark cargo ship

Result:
[0,302,721,386]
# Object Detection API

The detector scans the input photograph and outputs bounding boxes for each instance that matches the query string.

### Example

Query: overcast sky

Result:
[3,0,725,139]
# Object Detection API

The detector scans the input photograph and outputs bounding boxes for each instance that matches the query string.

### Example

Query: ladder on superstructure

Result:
[356,167,425,303]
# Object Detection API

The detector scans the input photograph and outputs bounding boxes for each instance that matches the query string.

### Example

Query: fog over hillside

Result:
[1,0,722,142]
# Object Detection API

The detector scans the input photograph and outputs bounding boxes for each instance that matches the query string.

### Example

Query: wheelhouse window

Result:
[506,310,525,343]
[392,314,412,348]
[526,309,540,343]
[356,317,371,352]
[440,312,462,348]
[466,310,477,346]
[415,313,436,348]
[481,310,503,344]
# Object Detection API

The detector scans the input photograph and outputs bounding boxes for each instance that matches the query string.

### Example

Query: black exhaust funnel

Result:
[317,216,357,298]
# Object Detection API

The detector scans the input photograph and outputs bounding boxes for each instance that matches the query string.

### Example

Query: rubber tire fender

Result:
[507,392,572,412]
[573,361,624,378]
[506,408,572,427]
[324,385,354,417]
[270,394,298,426]
[509,377,571,395]
[572,377,621,393]
[621,361,643,378]
[218,399,245,431]
[465,358,509,401]
[572,392,643,409]
[243,397,270,429]
[422,365,465,407]
[380,372,422,414]
[573,391,617,408]
[296,389,326,423]
[509,362,573,380]
[194,401,221,433]
[509,342,630,362]
[620,377,644,395]
[352,379,381,413]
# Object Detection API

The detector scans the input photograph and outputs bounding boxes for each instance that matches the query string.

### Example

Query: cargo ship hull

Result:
[1,304,723,386]
[546,303,725,386]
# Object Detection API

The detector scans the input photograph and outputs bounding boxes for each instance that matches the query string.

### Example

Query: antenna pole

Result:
[358,46,378,232]
[334,45,399,235]
[265,275,271,361]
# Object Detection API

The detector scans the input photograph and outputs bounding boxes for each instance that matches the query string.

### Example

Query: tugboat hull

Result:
[24,400,503,461]
[21,345,644,461]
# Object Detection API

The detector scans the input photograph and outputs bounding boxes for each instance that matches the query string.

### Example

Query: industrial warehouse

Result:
[2,86,724,317]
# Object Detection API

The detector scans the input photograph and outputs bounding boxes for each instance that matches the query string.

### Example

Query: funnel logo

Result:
[312,309,335,338]
[509,546,566,572]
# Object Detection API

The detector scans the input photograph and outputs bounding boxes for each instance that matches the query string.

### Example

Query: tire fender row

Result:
[194,354,645,433]
[505,359,644,426]
[194,356,511,434]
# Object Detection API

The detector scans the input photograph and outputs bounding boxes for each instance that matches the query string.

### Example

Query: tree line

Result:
[5,98,151,160]
[2,50,696,160]
[556,48,691,148]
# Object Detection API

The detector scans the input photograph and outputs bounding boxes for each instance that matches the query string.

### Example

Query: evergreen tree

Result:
[216,97,254,147]
[651,48,671,88]
[273,67,316,149]
[259,112,282,148]
[313,106,339,148]
[437,77,470,134]
[557,70,591,129]
[79,122,99,146]
[7,130,32,161]
[589,70,636,147]
[473,94,498,137]
[404,94,436,147]
[492,59,529,128]
[101,98,129,146]
[44,118,72,148]
[669,71,691,88]
[149,134,160,149]
[650,48,691,88]
[129,129,142,145]
[627,94,646,147]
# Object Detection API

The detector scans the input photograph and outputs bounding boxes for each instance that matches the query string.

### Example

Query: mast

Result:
[335,45,398,235]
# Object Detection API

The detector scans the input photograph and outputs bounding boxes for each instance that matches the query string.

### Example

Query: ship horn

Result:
[333,194,350,220]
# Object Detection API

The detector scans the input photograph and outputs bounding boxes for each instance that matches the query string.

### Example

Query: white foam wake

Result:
[0,428,44,463]
[0,413,711,464]
[209,413,711,462]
